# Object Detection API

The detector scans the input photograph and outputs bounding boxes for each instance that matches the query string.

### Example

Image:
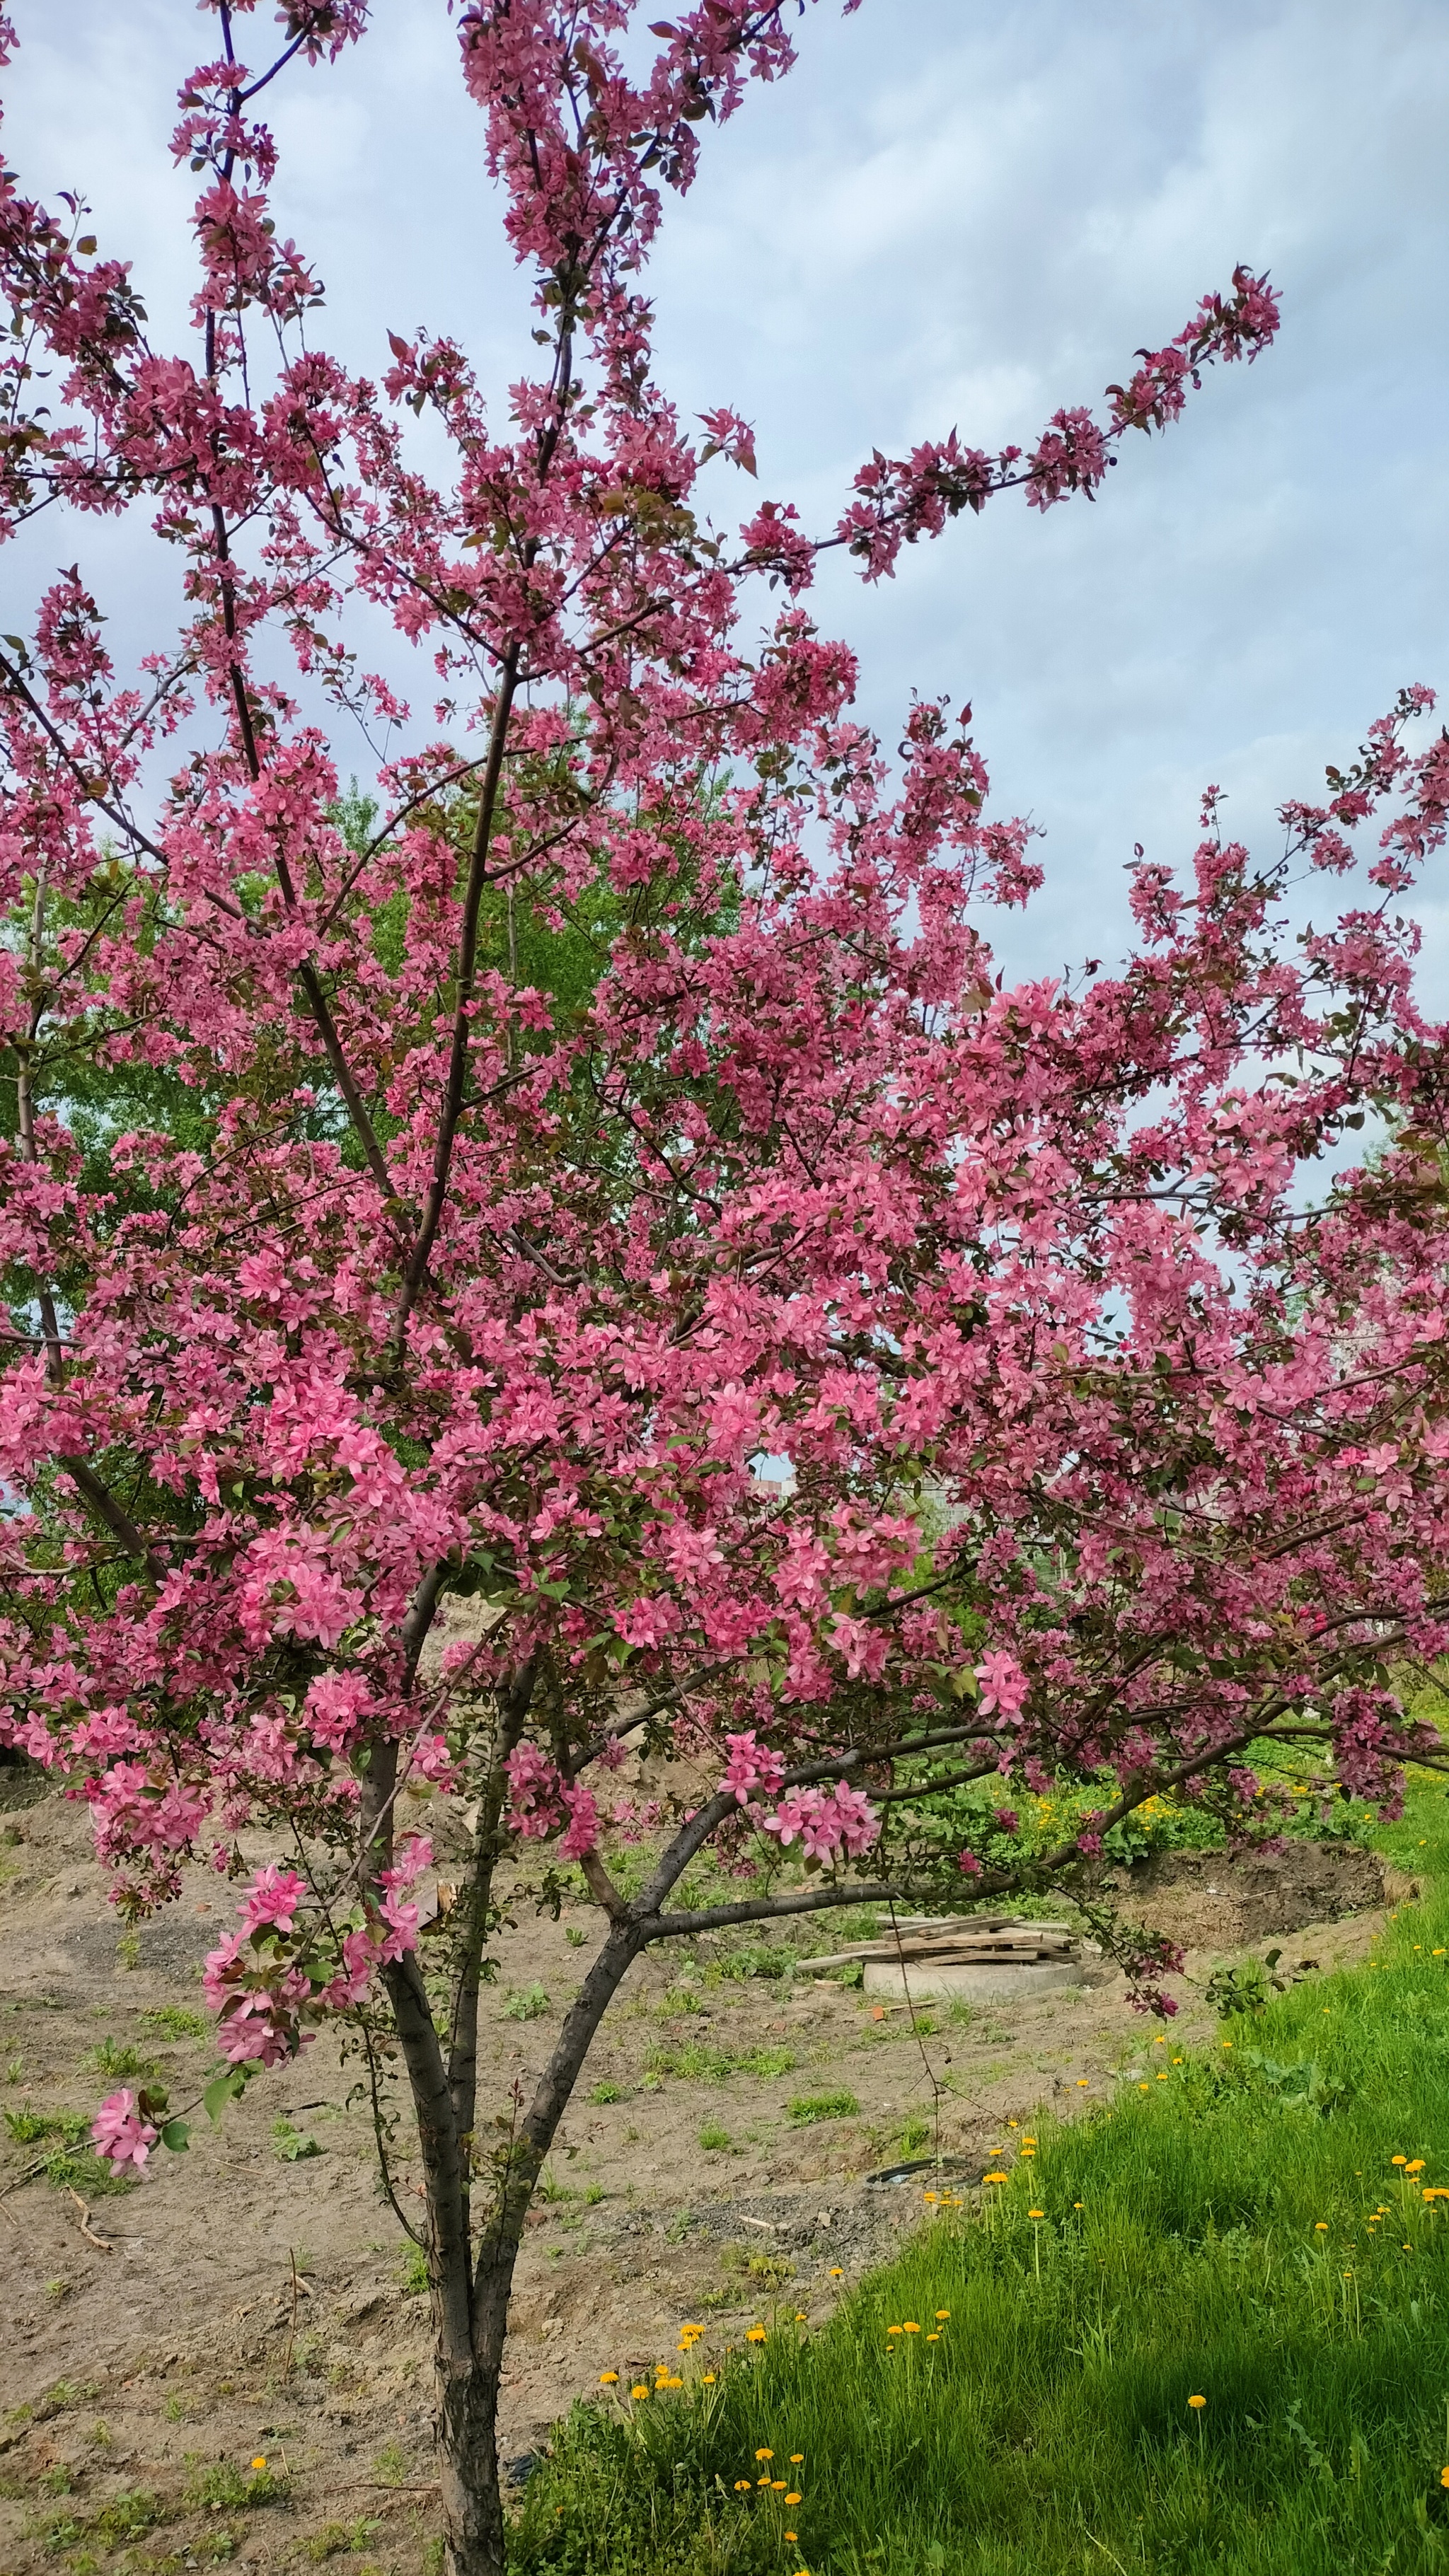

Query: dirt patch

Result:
[0,1800,1401,2573]
[1114,1838,1388,1954]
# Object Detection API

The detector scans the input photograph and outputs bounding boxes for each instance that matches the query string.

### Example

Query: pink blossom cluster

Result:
[759,1781,879,1862]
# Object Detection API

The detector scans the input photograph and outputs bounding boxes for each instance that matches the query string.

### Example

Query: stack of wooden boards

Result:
[807,1913,1090,2001]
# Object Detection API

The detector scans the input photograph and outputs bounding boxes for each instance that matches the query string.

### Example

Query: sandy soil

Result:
[0,1773,1395,2576]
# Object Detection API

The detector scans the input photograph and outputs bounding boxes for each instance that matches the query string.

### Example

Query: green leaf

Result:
[159,2119,190,2152]
[203,2065,250,2123]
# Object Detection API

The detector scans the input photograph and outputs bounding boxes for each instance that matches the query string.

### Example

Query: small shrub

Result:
[371,2444,409,2489]
[504,1985,550,2022]
[588,2080,623,2105]
[699,2118,733,2152]
[565,1927,587,1949]
[788,2089,859,2125]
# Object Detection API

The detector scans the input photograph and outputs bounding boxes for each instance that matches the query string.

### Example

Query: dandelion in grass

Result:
[1188,2396,1206,2410]
[756,2449,773,2462]
[1407,2161,1426,2174]
[829,2266,843,2278]
[631,2384,649,2401]
[734,2479,752,2493]
[250,2457,267,2471]
[784,2535,797,2546]
[926,2333,940,2343]
[1315,2224,1329,2234]
[1441,2469,1449,2490]
[1393,2156,1408,2168]
[746,2326,767,2345]
[786,2493,802,2506]
[702,2373,717,2385]
[599,2370,619,2385]
[790,2456,804,2465]
[935,2311,949,2321]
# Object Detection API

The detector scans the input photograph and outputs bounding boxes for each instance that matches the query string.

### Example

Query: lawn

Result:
[511,1777,1449,2573]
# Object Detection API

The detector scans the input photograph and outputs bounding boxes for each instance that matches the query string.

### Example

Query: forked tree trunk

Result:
[388,1914,647,2576]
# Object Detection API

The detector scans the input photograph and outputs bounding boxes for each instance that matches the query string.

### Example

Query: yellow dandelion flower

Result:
[250,2457,267,2471]
[789,2456,804,2465]
[829,2265,844,2278]
[1138,2082,1150,2091]
[784,2536,797,2546]
[599,2370,619,2385]
[771,2480,787,2492]
[631,2385,650,2401]
[1187,2395,1206,2410]
[785,2492,802,2505]
[1029,2208,1045,2219]
[746,2326,767,2345]
[926,2333,940,2343]
[756,2449,774,2462]
[1315,2223,1329,2233]
[1441,2469,1449,2490]
[1076,2077,1090,2087]
[983,2171,1008,2183]
[701,2373,717,2385]
[1392,2155,1408,2167]
[935,2311,949,2321]
[1407,2160,1426,2174]
[734,2479,752,2493]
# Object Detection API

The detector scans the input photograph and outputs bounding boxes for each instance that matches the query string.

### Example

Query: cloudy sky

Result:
[7,0,1448,990]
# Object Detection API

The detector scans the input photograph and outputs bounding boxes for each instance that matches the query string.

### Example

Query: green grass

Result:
[643,2042,797,2084]
[787,2090,858,2126]
[139,2005,210,2040]
[512,1779,1449,2574]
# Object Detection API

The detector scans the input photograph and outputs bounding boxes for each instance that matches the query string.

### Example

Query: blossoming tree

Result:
[2,2,1448,2566]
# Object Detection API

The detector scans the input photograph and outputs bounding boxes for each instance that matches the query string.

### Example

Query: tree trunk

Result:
[388,1907,647,2576]
[435,2351,507,2576]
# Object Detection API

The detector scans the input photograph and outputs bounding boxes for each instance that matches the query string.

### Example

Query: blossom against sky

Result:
[8,0,1448,982]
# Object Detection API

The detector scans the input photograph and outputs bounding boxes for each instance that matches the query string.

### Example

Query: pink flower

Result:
[91,2089,158,2170]
[974,1652,1028,1719]
[559,1783,601,1860]
[242,1864,308,1934]
[720,1730,785,1807]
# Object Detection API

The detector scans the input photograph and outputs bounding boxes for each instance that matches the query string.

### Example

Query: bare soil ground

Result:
[0,1774,1397,2576]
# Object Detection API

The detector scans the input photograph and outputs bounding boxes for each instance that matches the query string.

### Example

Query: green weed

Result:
[86,2038,157,2079]
[4,2105,88,2145]
[140,2006,210,2040]
[787,2090,858,2125]
[505,1984,550,2021]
